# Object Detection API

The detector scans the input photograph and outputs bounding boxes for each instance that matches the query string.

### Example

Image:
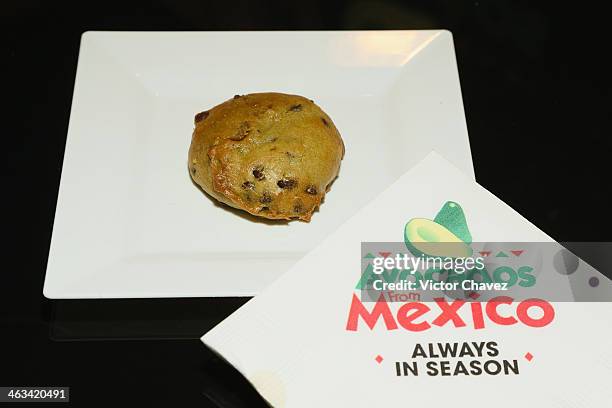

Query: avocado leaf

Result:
[433,201,472,244]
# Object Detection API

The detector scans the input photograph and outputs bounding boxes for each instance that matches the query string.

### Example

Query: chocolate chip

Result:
[321,117,329,127]
[234,94,241,99]
[241,181,255,190]
[260,192,272,204]
[277,178,297,189]
[305,185,317,195]
[252,166,265,181]
[293,202,304,213]
[195,111,209,123]
[288,104,302,112]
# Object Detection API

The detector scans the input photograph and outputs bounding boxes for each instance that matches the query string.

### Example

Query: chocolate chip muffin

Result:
[188,93,344,221]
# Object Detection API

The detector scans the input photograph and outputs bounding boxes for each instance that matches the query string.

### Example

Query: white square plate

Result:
[44,30,474,298]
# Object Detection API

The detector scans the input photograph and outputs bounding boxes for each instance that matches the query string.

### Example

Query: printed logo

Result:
[404,200,473,259]
[348,201,554,333]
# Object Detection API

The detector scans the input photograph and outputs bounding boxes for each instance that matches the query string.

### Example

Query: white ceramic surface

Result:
[44,30,474,298]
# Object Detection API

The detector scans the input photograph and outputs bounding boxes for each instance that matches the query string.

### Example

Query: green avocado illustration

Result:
[433,201,472,244]
[403,201,472,258]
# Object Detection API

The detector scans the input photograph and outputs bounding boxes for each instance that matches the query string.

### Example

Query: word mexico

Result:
[372,253,485,274]
[395,342,520,377]
[345,296,555,331]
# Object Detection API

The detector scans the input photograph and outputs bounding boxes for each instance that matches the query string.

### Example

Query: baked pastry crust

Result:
[188,93,344,221]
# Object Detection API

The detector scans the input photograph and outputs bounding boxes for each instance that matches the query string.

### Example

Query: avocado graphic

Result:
[403,201,472,258]
[433,201,472,244]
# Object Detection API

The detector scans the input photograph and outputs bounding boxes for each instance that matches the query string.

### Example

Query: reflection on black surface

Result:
[48,297,270,406]
[50,298,250,341]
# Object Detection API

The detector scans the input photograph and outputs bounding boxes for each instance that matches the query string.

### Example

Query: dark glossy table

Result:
[4,1,611,406]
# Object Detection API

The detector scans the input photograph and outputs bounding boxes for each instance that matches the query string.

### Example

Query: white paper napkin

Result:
[202,152,612,407]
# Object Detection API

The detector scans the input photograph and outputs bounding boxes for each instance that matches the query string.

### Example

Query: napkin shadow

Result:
[200,345,270,408]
